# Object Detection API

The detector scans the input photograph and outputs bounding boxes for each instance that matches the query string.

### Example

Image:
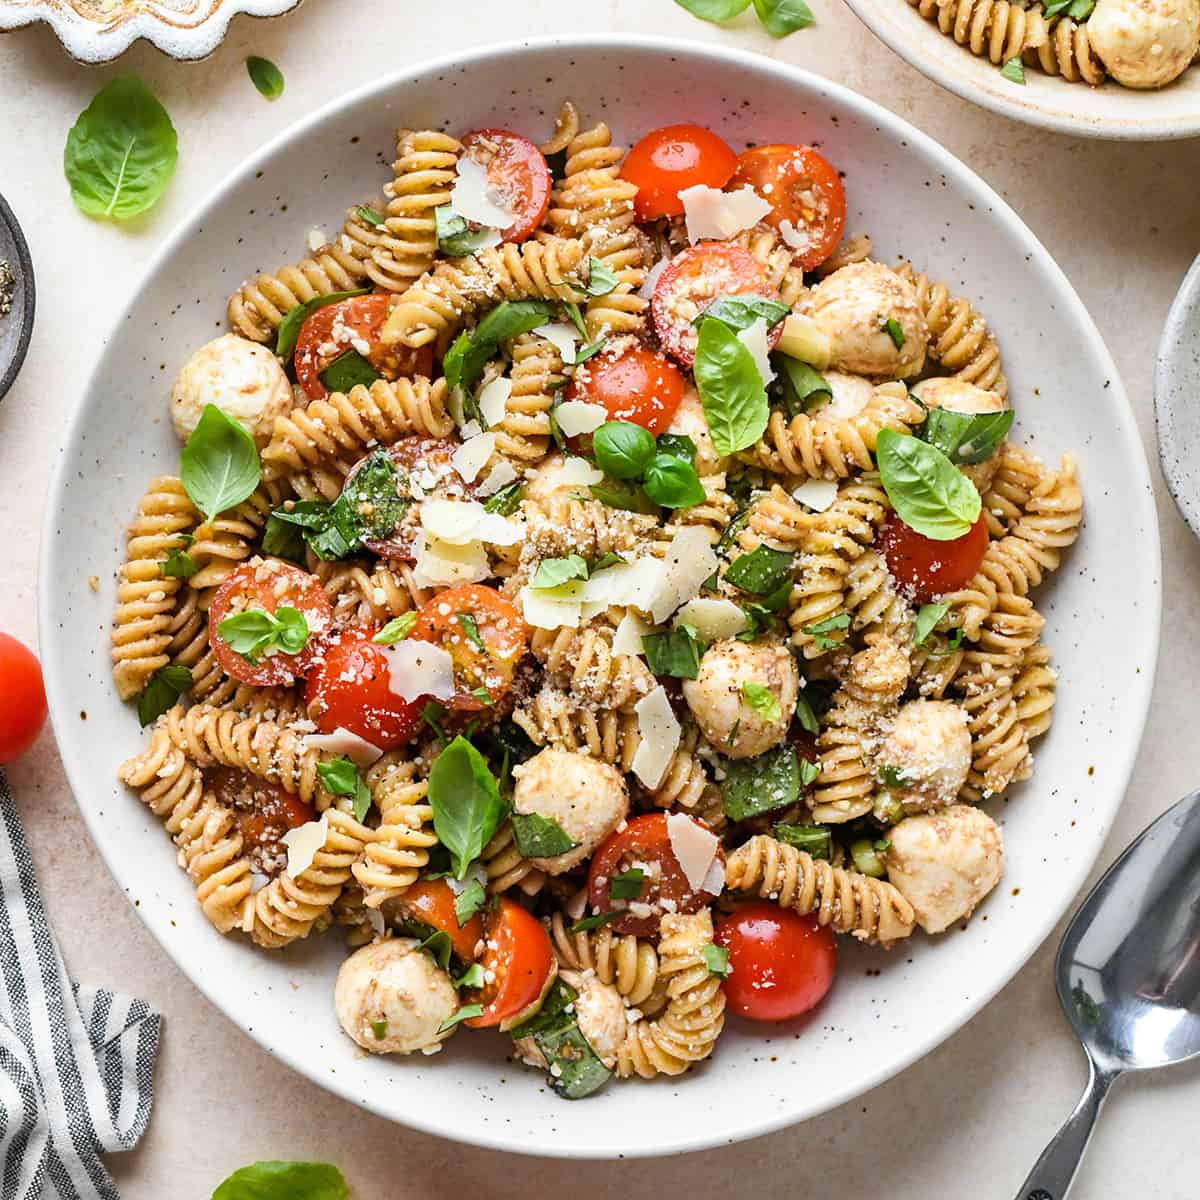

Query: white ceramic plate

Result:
[845,0,1200,140]
[1155,254,1200,536]
[39,35,1160,1157]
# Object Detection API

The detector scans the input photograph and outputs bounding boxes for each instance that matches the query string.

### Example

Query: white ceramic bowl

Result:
[1155,254,1200,536]
[845,0,1200,140]
[39,35,1160,1157]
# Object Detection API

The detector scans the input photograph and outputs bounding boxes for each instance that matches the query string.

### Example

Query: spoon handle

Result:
[1014,1058,1118,1200]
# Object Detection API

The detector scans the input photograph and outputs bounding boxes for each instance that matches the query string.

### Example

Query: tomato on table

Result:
[620,124,738,221]
[877,509,989,603]
[392,878,484,963]
[412,584,527,711]
[651,242,783,368]
[293,294,433,401]
[728,144,846,271]
[587,813,725,937]
[459,129,552,244]
[566,345,686,435]
[0,634,47,763]
[715,901,838,1022]
[208,559,333,688]
[211,767,315,856]
[304,626,423,750]
[465,896,555,1029]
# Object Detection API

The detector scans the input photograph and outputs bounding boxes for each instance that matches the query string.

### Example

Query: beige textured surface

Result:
[1,1,1199,1196]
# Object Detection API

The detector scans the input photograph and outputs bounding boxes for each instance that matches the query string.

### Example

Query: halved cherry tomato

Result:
[460,129,552,244]
[587,812,725,937]
[211,767,315,856]
[304,626,423,750]
[208,559,333,688]
[0,634,46,763]
[715,901,838,1022]
[294,295,434,401]
[651,242,783,368]
[729,144,846,271]
[412,584,527,711]
[466,896,555,1029]
[878,510,989,603]
[620,123,738,222]
[566,345,686,435]
[392,878,484,963]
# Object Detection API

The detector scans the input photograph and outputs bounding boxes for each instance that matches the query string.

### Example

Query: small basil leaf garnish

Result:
[772,355,831,417]
[434,203,499,258]
[245,56,285,100]
[741,681,782,724]
[643,454,706,509]
[437,1003,484,1033]
[641,627,705,679]
[444,301,557,393]
[160,546,199,579]
[803,611,850,651]
[1000,56,1026,84]
[673,0,752,24]
[876,428,982,540]
[694,317,770,456]
[588,481,659,514]
[511,811,580,859]
[531,554,589,590]
[427,736,505,878]
[724,545,794,596]
[373,612,418,644]
[722,744,802,822]
[217,605,309,663]
[593,421,656,480]
[702,943,730,978]
[136,664,192,727]
[919,408,1014,465]
[693,294,790,332]
[454,878,487,926]
[318,348,380,395]
[585,256,620,297]
[609,868,645,900]
[274,288,370,363]
[483,482,524,515]
[913,601,951,647]
[773,822,832,859]
[316,756,372,821]
[180,404,261,523]
[656,433,697,465]
[753,0,816,35]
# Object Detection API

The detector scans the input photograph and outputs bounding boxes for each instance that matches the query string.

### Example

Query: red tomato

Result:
[566,345,686,435]
[651,242,783,368]
[466,897,555,1029]
[620,123,738,221]
[208,560,333,688]
[878,510,989,603]
[294,294,433,401]
[304,626,422,750]
[715,901,838,1022]
[460,129,551,244]
[0,634,47,763]
[729,144,846,271]
[393,878,484,963]
[411,584,528,711]
[587,813,724,937]
[211,767,315,856]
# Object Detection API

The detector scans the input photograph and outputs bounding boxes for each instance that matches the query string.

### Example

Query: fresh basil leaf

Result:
[588,480,659,514]
[803,611,850,651]
[274,288,369,363]
[673,0,752,22]
[725,544,794,596]
[571,910,622,933]
[273,605,309,654]
[483,482,524,515]
[773,823,832,860]
[319,348,380,395]
[716,504,753,556]
[571,338,607,366]
[511,811,580,858]
[656,433,697,465]
[532,554,588,589]
[434,203,499,258]
[262,512,307,563]
[928,626,966,658]
[422,700,449,746]
[316,756,371,821]
[428,736,505,878]
[455,963,486,990]
[590,551,626,572]
[160,547,198,579]
[212,1160,347,1200]
[454,878,487,927]
[694,317,769,456]
[641,627,704,679]
[64,75,178,221]
[878,764,910,789]
[1044,0,1094,15]
[913,601,951,647]
[245,55,285,100]
[644,454,706,509]
[456,612,485,653]
[593,421,655,480]
[217,605,309,663]
[799,757,821,786]
[694,294,790,333]
[722,744,801,822]
[772,355,831,417]
[180,404,261,522]
[794,690,820,734]
[564,301,588,340]
[420,929,454,971]
[373,612,418,644]
[585,256,619,297]
[356,205,384,226]
[881,317,906,349]
[610,868,645,900]
[438,1003,484,1033]
[702,943,731,978]
[876,428,982,540]
[742,681,782,724]
[136,664,191,727]
[337,449,410,543]
[1000,56,1026,84]
[444,301,557,392]
[919,408,1014,465]
[753,0,815,34]
[370,1018,388,1040]
[510,978,612,1099]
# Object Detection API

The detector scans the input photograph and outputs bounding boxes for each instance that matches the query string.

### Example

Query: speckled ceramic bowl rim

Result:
[39,35,1161,1156]
[0,191,35,403]
[1154,254,1200,535]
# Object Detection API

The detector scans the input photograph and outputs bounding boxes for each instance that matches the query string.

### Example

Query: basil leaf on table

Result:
[772,355,831,416]
[511,811,579,858]
[274,288,370,364]
[673,0,752,21]
[245,56,285,100]
[753,0,816,34]
[642,627,705,680]
[64,75,178,221]
[644,454,706,509]
[919,408,1014,465]
[724,544,794,596]
[694,317,769,456]
[427,736,505,878]
[180,404,261,522]
[876,428,982,540]
[694,294,790,333]
[435,203,500,258]
[136,665,192,727]
[593,421,656,480]
[212,1161,347,1200]
[444,301,557,392]
[722,744,802,822]
[318,348,380,395]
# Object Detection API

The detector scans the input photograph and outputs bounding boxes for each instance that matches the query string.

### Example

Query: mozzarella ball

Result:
[683,639,800,759]
[910,376,1010,492]
[884,805,1004,934]
[666,385,727,475]
[334,937,458,1055]
[878,700,972,813]
[170,333,294,445]
[1087,0,1200,88]
[511,749,630,874]
[808,261,929,379]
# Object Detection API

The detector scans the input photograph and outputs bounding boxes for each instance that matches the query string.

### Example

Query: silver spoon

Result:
[1015,789,1200,1199]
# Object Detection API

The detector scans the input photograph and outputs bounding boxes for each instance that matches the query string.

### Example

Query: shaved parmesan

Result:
[306,228,327,253]
[701,852,726,896]
[737,318,775,386]
[537,455,605,491]
[792,478,839,513]
[649,527,719,623]
[554,400,608,438]
[303,727,384,768]
[778,219,808,251]
[612,611,657,657]
[365,907,386,937]
[639,257,670,300]
[565,886,588,922]
[452,433,496,484]
[520,584,584,630]
[580,557,666,619]
[533,322,580,361]
[381,639,456,703]
[679,184,771,244]
[672,597,748,641]
[666,812,720,894]
[411,532,490,588]
[632,686,681,790]
[420,499,522,546]
[450,154,516,229]
[477,459,519,497]
[477,377,512,427]
[282,814,328,879]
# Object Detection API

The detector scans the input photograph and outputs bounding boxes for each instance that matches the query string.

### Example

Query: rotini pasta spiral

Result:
[494,332,564,462]
[187,482,280,605]
[548,911,666,1016]
[313,557,431,626]
[531,619,658,710]
[352,757,438,907]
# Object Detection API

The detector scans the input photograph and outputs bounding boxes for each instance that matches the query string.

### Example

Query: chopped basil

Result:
[585,256,619,297]
[217,605,308,663]
[318,348,380,395]
[373,612,418,644]
[245,55,284,100]
[356,205,384,227]
[444,301,557,392]
[160,546,198,579]
[274,288,369,364]
[470,687,494,707]
[455,963,485,990]
[610,868,645,900]
[438,1003,484,1033]
[454,878,487,926]
[794,690,821,734]
[803,611,850,651]
[878,764,910,789]
[913,601,950,647]
[876,793,905,825]
[799,757,820,786]
[722,744,801,822]
[876,428,982,540]
[1044,0,1094,15]
[337,449,410,543]
[928,626,966,657]
[742,681,782,724]
[136,664,191,726]
[693,294,790,332]
[725,544,794,596]
[370,1018,388,1041]
[212,1160,347,1200]
[919,408,1014,465]
[180,404,261,522]
[511,811,580,859]
[588,480,659,514]
[656,433,697,465]
[702,943,730,978]
[591,551,626,572]
[644,454,706,509]
[569,337,607,367]
[570,910,621,933]
[510,977,612,1099]
[694,317,770,456]
[316,756,372,821]
[420,929,454,970]
[532,554,589,590]
[881,317,906,349]
[456,612,485,652]
[593,421,655,480]
[434,203,499,258]
[641,627,704,680]
[753,0,816,35]
[1000,56,1026,84]
[262,511,307,563]
[850,838,886,878]
[483,482,524,515]
[773,823,832,860]
[564,301,588,340]
[715,504,753,556]
[427,736,505,878]
[772,355,831,417]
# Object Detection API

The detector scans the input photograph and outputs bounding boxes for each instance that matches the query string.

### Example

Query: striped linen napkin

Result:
[0,769,160,1200]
